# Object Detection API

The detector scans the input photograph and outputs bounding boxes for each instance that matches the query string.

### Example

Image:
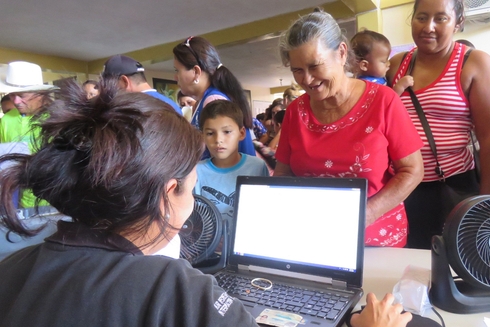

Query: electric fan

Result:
[430,195,490,313]
[179,194,228,274]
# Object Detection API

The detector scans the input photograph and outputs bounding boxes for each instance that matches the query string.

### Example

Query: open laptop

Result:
[214,176,367,327]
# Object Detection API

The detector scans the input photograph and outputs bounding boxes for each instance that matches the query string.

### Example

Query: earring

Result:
[193,79,199,84]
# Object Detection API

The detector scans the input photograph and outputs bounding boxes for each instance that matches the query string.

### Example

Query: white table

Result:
[350,247,489,327]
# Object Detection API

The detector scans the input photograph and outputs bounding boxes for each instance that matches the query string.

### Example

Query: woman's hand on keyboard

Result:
[350,293,412,327]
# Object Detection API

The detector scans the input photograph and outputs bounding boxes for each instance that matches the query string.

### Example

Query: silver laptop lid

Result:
[229,176,366,287]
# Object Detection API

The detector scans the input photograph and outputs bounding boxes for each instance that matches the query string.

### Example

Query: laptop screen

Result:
[229,176,366,286]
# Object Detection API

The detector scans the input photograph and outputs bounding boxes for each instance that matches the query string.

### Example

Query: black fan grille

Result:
[179,196,221,264]
[456,200,490,286]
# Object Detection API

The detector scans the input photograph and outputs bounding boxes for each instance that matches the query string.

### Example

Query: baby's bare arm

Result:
[393,76,414,96]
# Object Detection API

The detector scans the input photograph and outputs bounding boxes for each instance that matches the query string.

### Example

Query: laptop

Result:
[214,176,367,327]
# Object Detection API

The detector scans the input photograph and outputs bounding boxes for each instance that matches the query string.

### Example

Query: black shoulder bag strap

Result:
[463,48,480,181]
[405,50,445,180]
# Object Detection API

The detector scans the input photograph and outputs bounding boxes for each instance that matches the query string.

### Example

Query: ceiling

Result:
[0,0,357,89]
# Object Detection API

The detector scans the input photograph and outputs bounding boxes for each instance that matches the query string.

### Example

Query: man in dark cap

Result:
[102,54,182,114]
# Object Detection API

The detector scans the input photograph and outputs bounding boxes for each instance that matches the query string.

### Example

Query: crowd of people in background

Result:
[0,0,488,326]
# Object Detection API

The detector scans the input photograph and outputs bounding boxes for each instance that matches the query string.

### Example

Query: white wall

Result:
[382,4,414,47]
[457,20,490,53]
[242,83,275,116]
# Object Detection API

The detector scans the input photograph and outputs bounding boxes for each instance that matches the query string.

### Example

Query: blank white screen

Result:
[233,184,361,271]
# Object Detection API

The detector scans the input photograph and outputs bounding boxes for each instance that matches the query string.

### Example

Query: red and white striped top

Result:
[392,42,474,182]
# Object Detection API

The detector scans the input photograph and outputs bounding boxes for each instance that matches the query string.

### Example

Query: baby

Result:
[351,30,412,95]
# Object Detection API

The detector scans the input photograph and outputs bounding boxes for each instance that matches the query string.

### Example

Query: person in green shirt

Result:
[0,61,57,208]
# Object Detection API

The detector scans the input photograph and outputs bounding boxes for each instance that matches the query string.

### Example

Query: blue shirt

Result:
[358,76,387,85]
[195,153,269,223]
[143,90,182,115]
[253,118,267,139]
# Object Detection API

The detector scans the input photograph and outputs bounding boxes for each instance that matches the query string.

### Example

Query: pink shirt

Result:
[276,82,423,247]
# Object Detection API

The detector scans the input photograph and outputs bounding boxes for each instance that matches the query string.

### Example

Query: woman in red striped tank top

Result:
[387,0,490,249]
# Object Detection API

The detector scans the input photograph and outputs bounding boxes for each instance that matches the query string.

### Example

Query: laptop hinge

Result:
[239,264,333,285]
[332,279,347,289]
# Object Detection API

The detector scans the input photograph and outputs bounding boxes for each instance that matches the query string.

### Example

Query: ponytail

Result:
[211,66,252,129]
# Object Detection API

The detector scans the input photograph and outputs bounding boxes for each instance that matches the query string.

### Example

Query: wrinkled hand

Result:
[350,293,412,327]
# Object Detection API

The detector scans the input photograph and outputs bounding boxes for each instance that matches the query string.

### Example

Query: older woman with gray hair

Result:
[274,9,424,248]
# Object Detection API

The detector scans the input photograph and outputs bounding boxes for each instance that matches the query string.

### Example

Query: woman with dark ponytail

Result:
[0,80,262,327]
[173,36,256,157]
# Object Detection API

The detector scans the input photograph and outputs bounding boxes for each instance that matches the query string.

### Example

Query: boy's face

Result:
[202,115,245,167]
[362,41,391,78]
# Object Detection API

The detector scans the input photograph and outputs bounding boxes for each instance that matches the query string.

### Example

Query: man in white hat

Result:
[0,61,57,208]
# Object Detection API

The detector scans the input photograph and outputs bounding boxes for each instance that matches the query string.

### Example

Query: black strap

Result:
[463,48,473,66]
[407,87,445,179]
[405,51,445,179]
[462,48,480,181]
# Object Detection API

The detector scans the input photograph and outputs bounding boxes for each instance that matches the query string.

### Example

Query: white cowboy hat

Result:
[0,61,57,94]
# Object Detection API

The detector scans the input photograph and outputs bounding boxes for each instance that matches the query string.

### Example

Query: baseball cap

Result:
[102,54,145,77]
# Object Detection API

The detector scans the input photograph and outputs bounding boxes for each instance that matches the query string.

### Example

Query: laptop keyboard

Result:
[215,271,353,320]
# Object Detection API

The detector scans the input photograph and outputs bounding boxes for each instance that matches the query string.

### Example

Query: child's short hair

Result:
[199,100,244,130]
[273,110,286,125]
[350,30,391,61]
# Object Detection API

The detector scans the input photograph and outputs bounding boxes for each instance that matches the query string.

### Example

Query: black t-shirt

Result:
[0,221,258,327]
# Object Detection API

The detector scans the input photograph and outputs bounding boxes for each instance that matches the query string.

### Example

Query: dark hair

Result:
[412,0,465,30]
[173,36,253,129]
[456,39,475,49]
[350,30,391,61]
[279,9,353,72]
[256,113,265,121]
[82,79,99,89]
[0,80,204,243]
[198,100,244,130]
[265,98,285,120]
[177,90,185,100]
[1,95,11,103]
[273,110,286,125]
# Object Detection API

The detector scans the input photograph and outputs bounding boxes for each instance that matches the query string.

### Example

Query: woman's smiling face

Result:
[288,38,346,102]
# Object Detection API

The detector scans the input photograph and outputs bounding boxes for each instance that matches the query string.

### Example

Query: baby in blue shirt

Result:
[351,30,412,95]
